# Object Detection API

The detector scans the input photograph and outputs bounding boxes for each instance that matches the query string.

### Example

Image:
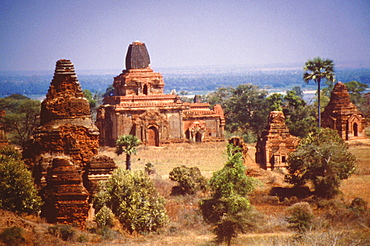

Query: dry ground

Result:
[1,139,369,245]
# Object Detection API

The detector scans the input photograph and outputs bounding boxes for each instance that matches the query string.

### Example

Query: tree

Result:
[93,168,168,234]
[303,57,335,127]
[116,134,141,170]
[0,95,41,146]
[289,86,304,98]
[169,165,207,195]
[205,84,270,142]
[102,85,115,98]
[283,89,316,138]
[200,145,258,245]
[344,80,368,106]
[285,128,356,198]
[83,89,97,110]
[266,93,284,111]
[285,202,314,232]
[0,146,42,214]
[204,87,233,107]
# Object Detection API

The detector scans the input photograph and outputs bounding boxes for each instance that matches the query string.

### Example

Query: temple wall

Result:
[168,113,182,139]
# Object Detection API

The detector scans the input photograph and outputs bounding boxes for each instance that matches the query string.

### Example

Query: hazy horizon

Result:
[1,0,369,72]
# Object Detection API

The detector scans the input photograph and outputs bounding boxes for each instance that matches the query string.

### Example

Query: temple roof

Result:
[125,41,151,69]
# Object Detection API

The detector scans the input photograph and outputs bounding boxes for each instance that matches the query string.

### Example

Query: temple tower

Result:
[113,41,165,96]
[322,82,366,140]
[97,41,225,146]
[23,59,116,228]
[255,111,299,170]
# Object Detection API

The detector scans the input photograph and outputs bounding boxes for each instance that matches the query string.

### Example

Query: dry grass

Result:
[100,142,228,179]
[2,139,368,245]
[342,138,370,203]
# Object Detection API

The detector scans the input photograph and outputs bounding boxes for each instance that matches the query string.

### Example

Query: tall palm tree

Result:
[303,57,335,127]
[116,134,141,170]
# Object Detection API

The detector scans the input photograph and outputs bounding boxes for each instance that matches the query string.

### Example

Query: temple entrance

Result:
[195,132,202,142]
[147,126,159,146]
[353,123,358,136]
[143,84,148,95]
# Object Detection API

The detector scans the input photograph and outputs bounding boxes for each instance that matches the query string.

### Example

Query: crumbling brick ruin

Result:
[228,136,259,169]
[255,111,299,170]
[322,81,366,140]
[23,59,116,228]
[96,41,225,146]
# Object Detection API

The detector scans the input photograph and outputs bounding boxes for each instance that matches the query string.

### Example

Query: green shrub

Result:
[200,145,258,245]
[93,168,168,234]
[145,162,155,175]
[0,226,25,246]
[169,165,207,195]
[95,205,115,228]
[285,202,314,232]
[285,128,356,198]
[0,146,42,214]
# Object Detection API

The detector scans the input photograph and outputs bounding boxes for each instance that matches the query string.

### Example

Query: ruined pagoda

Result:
[23,59,116,228]
[96,41,225,146]
[322,81,366,140]
[255,111,299,170]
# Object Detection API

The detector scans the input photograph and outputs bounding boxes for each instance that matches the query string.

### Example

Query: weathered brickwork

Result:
[322,82,366,140]
[24,60,116,228]
[97,41,225,146]
[255,111,299,170]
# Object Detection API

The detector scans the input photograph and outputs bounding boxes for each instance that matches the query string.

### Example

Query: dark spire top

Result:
[125,41,151,69]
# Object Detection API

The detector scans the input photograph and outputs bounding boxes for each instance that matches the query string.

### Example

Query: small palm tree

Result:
[303,57,335,127]
[116,134,141,170]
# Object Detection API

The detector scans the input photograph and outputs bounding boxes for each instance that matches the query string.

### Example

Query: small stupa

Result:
[322,82,366,140]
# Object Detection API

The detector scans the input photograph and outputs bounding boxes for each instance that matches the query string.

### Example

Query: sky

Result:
[0,0,369,72]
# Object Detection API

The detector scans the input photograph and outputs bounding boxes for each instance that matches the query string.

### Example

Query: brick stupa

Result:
[322,82,366,140]
[255,111,299,170]
[24,59,116,228]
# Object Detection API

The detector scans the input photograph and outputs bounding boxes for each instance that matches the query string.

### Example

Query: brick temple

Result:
[23,59,116,228]
[255,111,299,170]
[322,82,366,140]
[96,41,225,146]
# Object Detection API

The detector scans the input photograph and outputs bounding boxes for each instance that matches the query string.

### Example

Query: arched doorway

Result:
[147,126,159,146]
[185,129,190,140]
[195,132,202,142]
[143,84,148,95]
[353,123,358,137]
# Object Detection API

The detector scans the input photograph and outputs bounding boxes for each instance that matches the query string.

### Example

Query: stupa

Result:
[322,82,366,140]
[255,111,299,170]
[23,59,116,228]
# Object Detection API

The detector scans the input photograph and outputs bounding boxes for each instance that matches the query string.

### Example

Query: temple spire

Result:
[125,41,151,69]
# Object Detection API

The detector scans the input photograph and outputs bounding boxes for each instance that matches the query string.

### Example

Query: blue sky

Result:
[0,0,369,71]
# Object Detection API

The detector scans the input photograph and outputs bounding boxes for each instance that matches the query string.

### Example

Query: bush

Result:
[169,165,207,195]
[48,224,75,241]
[0,226,25,246]
[0,146,42,214]
[200,145,258,245]
[285,128,356,198]
[93,168,168,234]
[95,205,115,228]
[285,202,314,232]
[145,162,155,175]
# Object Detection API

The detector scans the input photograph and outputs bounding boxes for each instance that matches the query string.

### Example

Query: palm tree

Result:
[116,134,141,170]
[303,57,335,127]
